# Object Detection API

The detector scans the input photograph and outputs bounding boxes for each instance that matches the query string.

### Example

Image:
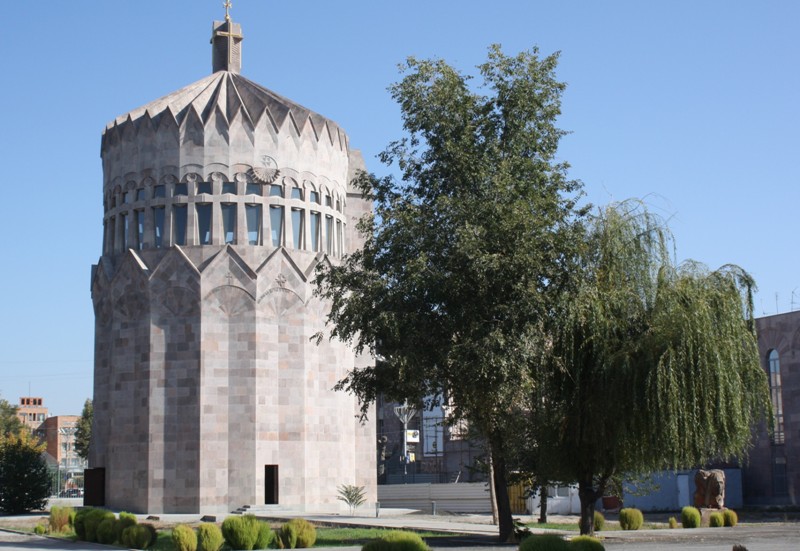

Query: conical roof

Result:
[102,71,347,149]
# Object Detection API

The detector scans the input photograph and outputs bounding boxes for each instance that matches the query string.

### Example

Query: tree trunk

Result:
[488,455,499,525]
[538,484,549,524]
[489,438,515,543]
[578,477,600,536]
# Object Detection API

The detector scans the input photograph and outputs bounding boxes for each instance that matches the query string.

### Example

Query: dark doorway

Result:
[265,465,279,504]
[84,468,106,507]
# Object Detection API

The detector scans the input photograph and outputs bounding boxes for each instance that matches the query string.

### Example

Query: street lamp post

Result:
[393,403,417,481]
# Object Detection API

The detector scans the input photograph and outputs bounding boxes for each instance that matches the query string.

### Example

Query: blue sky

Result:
[1,1,798,416]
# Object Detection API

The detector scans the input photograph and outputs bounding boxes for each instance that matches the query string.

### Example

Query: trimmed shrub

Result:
[172,524,198,551]
[723,509,738,527]
[278,521,298,549]
[116,512,138,543]
[49,505,73,532]
[618,508,643,530]
[122,523,157,550]
[593,511,605,532]
[286,518,316,548]
[73,507,94,540]
[222,515,259,550]
[568,535,605,551]
[197,522,224,551]
[69,509,76,528]
[255,522,275,549]
[85,509,115,542]
[518,534,568,551]
[362,530,432,551]
[34,524,47,535]
[96,517,118,545]
[681,506,701,529]
[668,517,678,529]
[709,512,724,528]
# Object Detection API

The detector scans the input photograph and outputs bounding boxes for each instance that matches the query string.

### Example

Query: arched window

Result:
[768,349,785,444]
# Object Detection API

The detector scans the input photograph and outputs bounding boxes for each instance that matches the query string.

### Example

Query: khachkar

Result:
[90,10,375,514]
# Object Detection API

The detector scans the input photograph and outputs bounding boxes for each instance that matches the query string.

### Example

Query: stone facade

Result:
[90,15,375,514]
[742,311,800,505]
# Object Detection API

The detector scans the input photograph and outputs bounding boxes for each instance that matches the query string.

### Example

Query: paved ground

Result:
[1,508,798,550]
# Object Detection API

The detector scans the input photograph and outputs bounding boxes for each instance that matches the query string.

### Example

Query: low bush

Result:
[278,521,298,549]
[96,517,118,545]
[172,524,198,551]
[568,535,605,551]
[197,522,224,551]
[122,523,157,550]
[362,530,431,551]
[618,508,643,530]
[709,512,724,528]
[518,534,568,551]
[593,511,605,532]
[49,505,73,532]
[681,506,701,529]
[33,524,46,535]
[222,515,259,550]
[84,509,115,542]
[73,507,94,540]
[255,522,275,549]
[668,517,678,529]
[116,512,138,543]
[287,518,316,548]
[723,509,738,527]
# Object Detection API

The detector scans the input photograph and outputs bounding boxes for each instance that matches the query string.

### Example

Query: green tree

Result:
[74,398,93,461]
[0,399,23,437]
[0,432,52,514]
[535,201,769,535]
[315,45,584,542]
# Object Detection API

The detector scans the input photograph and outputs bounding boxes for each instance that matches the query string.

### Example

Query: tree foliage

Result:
[533,201,769,535]
[0,432,52,514]
[0,399,23,437]
[315,45,584,541]
[75,398,93,461]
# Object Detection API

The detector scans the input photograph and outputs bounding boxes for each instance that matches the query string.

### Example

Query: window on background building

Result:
[121,213,129,249]
[136,189,146,201]
[124,190,133,204]
[270,206,283,247]
[769,349,785,445]
[246,182,262,196]
[336,219,343,256]
[310,190,320,204]
[310,212,321,252]
[153,207,165,248]
[197,181,212,195]
[173,205,187,245]
[221,204,236,244]
[325,215,333,254]
[153,185,166,199]
[269,184,283,197]
[290,186,303,200]
[336,198,341,212]
[291,208,304,249]
[325,194,332,208]
[174,183,188,196]
[223,181,237,194]
[197,204,212,244]
[246,204,262,245]
[773,456,788,496]
[136,210,145,250]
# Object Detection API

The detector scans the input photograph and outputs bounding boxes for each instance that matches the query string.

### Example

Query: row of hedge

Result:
[172,516,317,551]
[680,506,738,528]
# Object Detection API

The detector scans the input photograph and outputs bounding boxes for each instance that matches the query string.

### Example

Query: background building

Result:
[89,11,375,514]
[742,311,800,505]
[17,397,47,431]
[36,416,86,495]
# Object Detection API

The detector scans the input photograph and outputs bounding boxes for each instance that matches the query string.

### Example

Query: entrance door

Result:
[265,465,279,505]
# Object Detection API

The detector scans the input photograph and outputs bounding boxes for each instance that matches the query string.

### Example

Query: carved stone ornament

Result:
[694,469,725,509]
[250,155,280,184]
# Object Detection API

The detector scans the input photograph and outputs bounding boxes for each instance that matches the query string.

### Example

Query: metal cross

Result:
[224,0,232,21]
[215,11,242,69]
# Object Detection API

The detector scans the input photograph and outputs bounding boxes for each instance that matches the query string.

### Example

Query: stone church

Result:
[89,10,376,513]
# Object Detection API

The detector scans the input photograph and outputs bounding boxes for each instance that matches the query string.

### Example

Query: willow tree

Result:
[536,201,770,535]
[315,45,584,542]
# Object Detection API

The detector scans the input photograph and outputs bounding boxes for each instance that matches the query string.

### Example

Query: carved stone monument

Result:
[694,469,726,509]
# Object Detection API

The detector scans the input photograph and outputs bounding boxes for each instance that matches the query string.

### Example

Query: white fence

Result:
[377,482,492,513]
